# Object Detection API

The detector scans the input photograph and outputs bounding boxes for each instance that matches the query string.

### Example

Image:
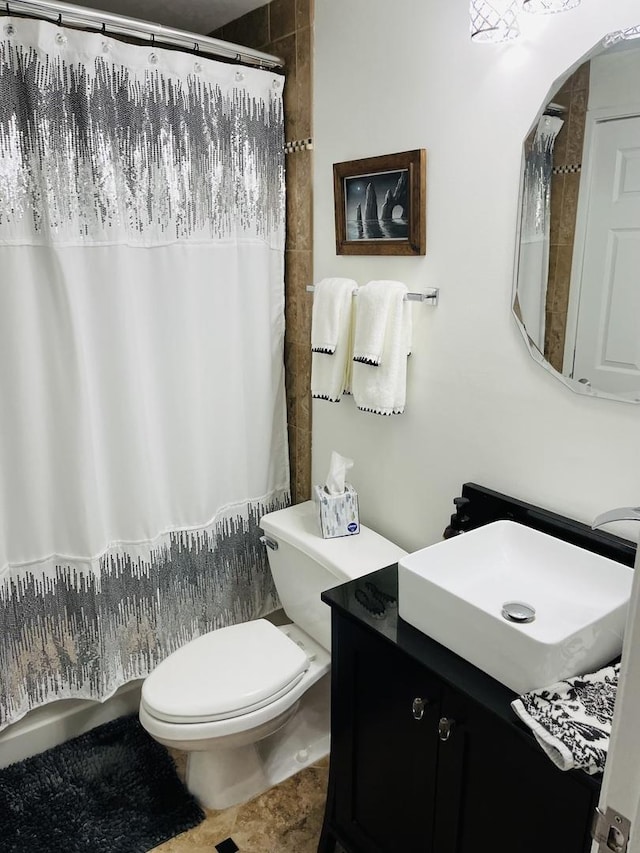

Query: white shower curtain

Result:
[0,18,289,731]
[517,114,564,353]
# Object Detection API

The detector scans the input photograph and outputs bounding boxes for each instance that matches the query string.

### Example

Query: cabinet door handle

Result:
[412,697,428,720]
[438,717,455,741]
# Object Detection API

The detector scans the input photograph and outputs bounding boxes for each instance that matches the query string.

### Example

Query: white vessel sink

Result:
[398,520,633,695]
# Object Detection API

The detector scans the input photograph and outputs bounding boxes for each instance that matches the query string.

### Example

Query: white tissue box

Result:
[313,483,360,538]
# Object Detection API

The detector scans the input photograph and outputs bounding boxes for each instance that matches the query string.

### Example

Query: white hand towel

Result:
[351,281,412,415]
[352,280,407,366]
[311,278,357,354]
[311,278,356,402]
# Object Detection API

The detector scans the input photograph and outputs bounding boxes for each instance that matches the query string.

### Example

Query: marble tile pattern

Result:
[544,61,589,372]
[151,754,329,853]
[210,0,314,506]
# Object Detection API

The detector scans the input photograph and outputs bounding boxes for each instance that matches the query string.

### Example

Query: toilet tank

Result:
[260,501,407,651]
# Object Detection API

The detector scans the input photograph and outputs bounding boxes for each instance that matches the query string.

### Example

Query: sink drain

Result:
[501,601,536,623]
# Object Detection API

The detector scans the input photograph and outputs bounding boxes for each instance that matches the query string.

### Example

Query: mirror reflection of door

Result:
[514,38,640,403]
[567,111,640,397]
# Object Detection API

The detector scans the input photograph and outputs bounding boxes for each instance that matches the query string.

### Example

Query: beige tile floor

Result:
[151,752,330,853]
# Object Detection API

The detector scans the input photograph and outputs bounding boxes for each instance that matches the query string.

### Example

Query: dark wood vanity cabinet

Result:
[331,614,442,851]
[319,569,600,853]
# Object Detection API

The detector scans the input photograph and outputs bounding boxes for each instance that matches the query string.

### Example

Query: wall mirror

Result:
[513,29,640,403]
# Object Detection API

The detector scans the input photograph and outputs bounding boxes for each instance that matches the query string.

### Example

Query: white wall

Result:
[313,0,640,552]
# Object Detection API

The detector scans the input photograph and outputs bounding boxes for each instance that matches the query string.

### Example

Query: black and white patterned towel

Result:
[511,662,619,774]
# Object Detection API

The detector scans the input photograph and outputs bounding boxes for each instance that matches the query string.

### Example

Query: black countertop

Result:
[322,563,603,794]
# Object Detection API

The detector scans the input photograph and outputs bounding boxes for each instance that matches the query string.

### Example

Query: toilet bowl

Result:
[139,500,406,809]
[140,620,330,809]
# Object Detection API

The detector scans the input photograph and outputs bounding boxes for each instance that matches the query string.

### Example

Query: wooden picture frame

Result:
[333,149,426,256]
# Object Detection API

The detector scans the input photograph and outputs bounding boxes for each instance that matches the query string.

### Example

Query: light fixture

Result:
[522,0,581,13]
[602,24,640,48]
[470,0,520,43]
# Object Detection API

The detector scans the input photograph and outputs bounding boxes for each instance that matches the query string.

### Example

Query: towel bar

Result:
[305,285,439,305]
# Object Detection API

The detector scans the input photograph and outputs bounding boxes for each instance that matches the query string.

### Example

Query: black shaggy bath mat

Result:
[0,713,205,853]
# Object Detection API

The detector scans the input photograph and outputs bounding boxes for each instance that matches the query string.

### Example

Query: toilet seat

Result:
[141,619,309,724]
[139,623,331,748]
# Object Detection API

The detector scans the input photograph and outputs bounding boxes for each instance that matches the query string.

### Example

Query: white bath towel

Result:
[311,278,356,402]
[310,278,357,354]
[352,280,407,366]
[351,281,412,415]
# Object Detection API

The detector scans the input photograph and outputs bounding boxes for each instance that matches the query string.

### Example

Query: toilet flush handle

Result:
[260,535,279,551]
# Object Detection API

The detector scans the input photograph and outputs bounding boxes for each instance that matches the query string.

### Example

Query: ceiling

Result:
[71,0,268,36]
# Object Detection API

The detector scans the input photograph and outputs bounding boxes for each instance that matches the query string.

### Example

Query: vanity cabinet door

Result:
[332,615,442,853]
[434,685,596,853]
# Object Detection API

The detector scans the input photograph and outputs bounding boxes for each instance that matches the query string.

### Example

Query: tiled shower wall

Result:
[211,0,313,505]
[544,61,589,373]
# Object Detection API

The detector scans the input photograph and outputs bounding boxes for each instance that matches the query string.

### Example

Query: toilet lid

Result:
[141,620,309,724]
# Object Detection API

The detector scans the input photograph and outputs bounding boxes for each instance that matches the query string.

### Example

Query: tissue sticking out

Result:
[324,451,353,495]
[313,452,360,538]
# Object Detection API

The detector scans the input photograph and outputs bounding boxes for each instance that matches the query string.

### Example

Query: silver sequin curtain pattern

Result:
[516,114,564,351]
[0,496,286,731]
[0,35,284,244]
[521,115,564,241]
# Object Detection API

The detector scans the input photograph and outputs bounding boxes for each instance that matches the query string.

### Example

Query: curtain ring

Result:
[57,12,61,25]
[5,2,10,14]
[150,32,155,45]
[193,41,200,53]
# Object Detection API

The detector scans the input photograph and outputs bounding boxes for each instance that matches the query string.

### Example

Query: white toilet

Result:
[139,500,406,809]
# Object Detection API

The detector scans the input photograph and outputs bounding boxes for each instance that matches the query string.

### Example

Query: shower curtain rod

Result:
[1,0,284,68]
